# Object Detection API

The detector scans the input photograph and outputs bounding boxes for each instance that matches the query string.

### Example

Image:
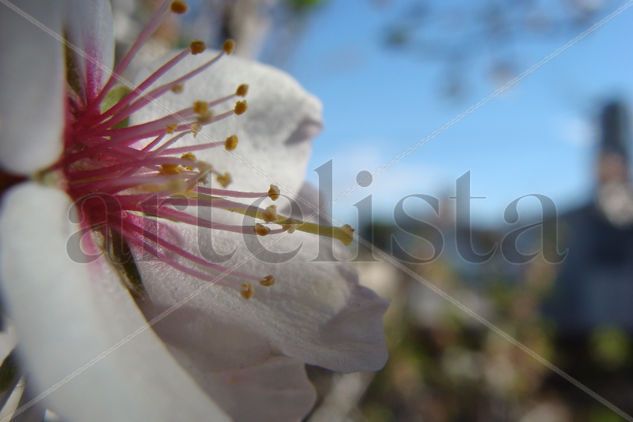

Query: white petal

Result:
[0,183,228,422]
[64,0,114,101]
[172,350,316,422]
[142,298,274,371]
[132,52,322,199]
[0,0,64,174]
[133,220,388,373]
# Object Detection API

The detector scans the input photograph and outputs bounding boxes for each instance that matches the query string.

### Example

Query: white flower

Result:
[0,1,387,421]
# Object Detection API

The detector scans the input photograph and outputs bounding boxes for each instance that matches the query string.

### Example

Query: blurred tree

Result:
[189,0,327,61]
[380,0,616,99]
[112,0,327,62]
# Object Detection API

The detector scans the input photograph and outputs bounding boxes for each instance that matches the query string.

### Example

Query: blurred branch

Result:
[380,0,617,98]
[112,0,327,64]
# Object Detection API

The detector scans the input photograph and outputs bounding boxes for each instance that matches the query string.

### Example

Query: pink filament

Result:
[57,1,281,292]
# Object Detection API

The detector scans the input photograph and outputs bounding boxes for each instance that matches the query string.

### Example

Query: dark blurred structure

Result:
[545,100,633,333]
[542,100,633,415]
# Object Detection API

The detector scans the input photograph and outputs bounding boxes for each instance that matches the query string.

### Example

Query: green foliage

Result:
[284,0,325,13]
[100,85,132,129]
[591,327,631,369]
[0,350,18,393]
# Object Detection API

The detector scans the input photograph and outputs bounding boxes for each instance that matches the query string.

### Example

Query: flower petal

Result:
[133,220,388,373]
[0,183,228,421]
[171,350,316,422]
[0,0,64,174]
[64,0,114,101]
[142,298,274,371]
[132,51,322,199]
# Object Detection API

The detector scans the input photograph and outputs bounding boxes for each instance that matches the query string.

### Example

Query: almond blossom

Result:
[0,1,388,420]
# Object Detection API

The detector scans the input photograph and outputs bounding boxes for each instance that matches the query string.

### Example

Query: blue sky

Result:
[270,0,633,226]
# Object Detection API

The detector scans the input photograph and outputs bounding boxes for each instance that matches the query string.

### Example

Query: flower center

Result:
[46,0,353,300]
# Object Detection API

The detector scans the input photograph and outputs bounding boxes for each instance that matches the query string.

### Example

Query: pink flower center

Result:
[49,0,353,299]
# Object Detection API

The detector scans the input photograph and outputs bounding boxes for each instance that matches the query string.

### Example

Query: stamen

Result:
[236,84,249,97]
[106,50,229,126]
[234,100,248,115]
[254,223,270,236]
[341,224,355,242]
[196,111,214,124]
[91,46,195,127]
[259,275,275,287]
[122,219,260,283]
[282,223,297,233]
[159,140,224,155]
[190,122,202,136]
[160,163,182,175]
[166,124,178,134]
[216,172,232,188]
[53,0,354,299]
[180,153,196,170]
[195,186,271,200]
[189,40,206,54]
[93,0,174,107]
[268,185,280,201]
[224,135,238,151]
[171,1,188,14]
[262,205,277,222]
[223,39,236,55]
[240,283,254,299]
[122,229,256,288]
[193,100,209,115]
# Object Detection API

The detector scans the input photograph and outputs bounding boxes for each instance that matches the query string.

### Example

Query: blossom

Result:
[0,1,388,421]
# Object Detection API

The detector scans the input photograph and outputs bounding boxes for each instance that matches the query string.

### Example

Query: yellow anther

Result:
[180,152,197,170]
[189,40,206,55]
[254,223,270,236]
[259,275,275,287]
[160,163,181,175]
[240,283,254,299]
[217,172,232,188]
[171,1,188,14]
[166,123,178,134]
[236,84,249,97]
[197,111,213,124]
[190,122,202,136]
[234,100,248,115]
[170,84,184,94]
[181,152,196,162]
[282,223,297,233]
[224,135,238,151]
[268,184,280,201]
[223,39,236,55]
[340,224,355,244]
[262,205,277,223]
[193,100,209,115]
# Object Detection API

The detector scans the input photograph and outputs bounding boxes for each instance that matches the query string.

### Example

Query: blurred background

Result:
[115,1,633,420]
